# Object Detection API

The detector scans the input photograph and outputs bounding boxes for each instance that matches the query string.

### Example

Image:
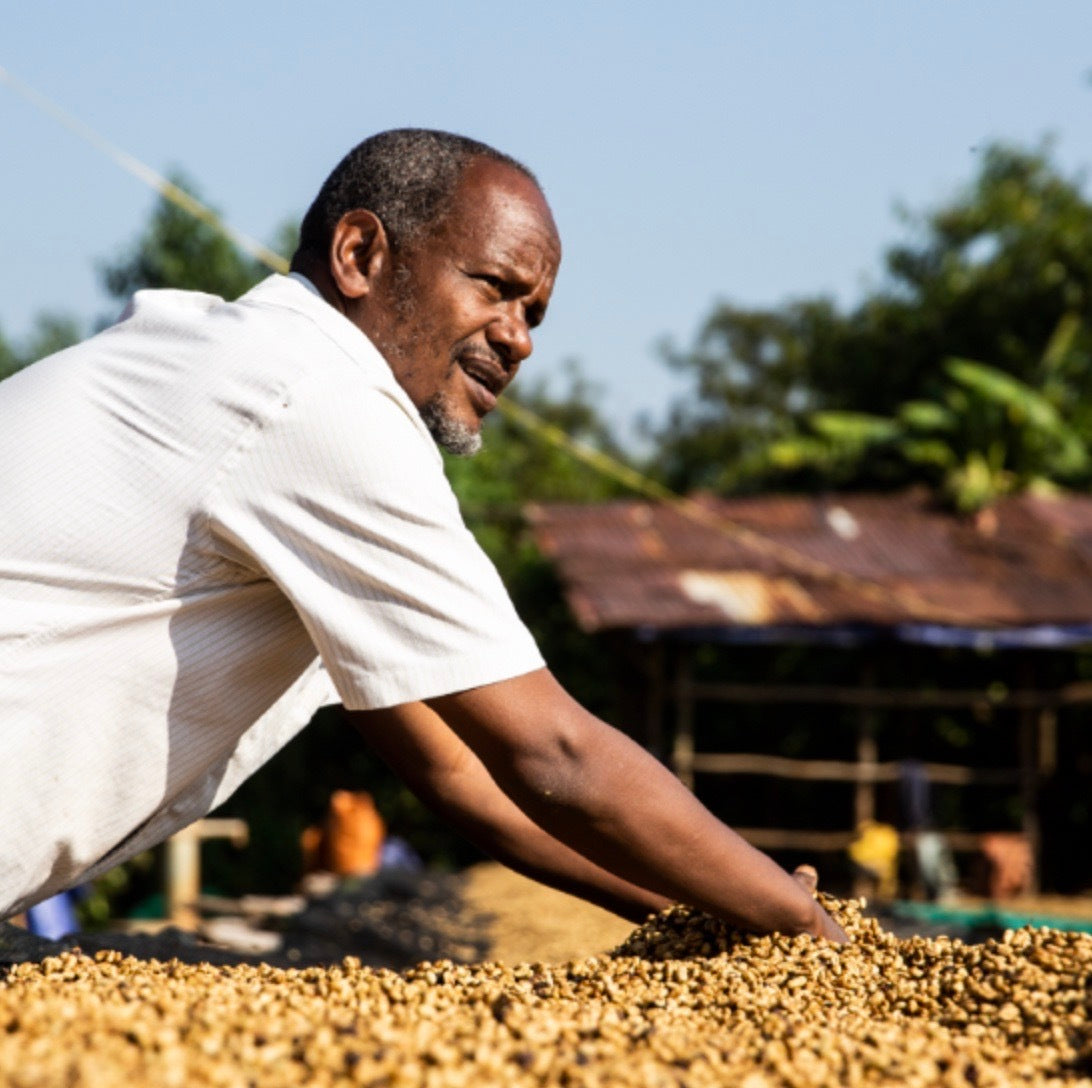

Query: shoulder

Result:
[236,276,429,427]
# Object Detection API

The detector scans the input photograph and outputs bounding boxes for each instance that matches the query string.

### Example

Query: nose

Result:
[489,305,534,367]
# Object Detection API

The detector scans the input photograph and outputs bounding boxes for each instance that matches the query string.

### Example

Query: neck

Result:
[291,255,347,315]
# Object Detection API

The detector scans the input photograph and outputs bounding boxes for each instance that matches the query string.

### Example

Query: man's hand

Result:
[792,864,848,942]
[792,864,819,895]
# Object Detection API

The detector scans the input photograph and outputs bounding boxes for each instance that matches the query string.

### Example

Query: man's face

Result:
[363,159,561,455]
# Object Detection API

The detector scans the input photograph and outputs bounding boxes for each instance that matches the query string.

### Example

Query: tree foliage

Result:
[0,313,84,380]
[1,172,290,384]
[99,169,279,303]
[656,143,1092,506]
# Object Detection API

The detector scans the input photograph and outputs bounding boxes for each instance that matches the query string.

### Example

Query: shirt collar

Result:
[288,271,322,298]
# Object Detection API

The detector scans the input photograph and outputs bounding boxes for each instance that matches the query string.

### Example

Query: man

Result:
[0,129,845,941]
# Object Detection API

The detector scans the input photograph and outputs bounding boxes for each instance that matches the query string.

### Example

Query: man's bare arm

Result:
[427,668,846,942]
[348,701,673,922]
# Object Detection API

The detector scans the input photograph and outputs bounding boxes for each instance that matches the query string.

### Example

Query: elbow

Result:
[429,672,614,826]
[503,714,598,817]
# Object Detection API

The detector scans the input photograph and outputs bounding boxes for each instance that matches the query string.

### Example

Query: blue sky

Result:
[3,3,1091,444]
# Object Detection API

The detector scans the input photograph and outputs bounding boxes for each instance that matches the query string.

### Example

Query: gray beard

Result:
[420,392,483,457]
[383,264,482,457]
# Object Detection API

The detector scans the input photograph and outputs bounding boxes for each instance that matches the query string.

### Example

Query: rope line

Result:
[0,65,289,274]
[2,63,973,626]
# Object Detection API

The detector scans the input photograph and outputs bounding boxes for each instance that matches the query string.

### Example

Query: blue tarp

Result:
[652,622,1092,650]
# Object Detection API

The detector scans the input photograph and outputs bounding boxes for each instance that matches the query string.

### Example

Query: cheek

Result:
[393,278,484,363]
[405,296,458,344]
[431,281,490,338]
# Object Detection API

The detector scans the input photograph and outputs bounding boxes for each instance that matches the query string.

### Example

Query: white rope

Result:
[0,64,288,273]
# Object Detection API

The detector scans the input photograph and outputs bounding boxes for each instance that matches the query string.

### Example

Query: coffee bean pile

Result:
[2,894,1090,1086]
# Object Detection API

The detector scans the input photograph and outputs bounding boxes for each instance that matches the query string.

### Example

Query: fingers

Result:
[792,863,818,895]
[818,909,850,943]
[794,864,849,942]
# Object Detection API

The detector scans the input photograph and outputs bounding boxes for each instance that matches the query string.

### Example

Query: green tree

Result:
[99,169,285,303]
[760,331,1092,511]
[656,142,1092,499]
[0,312,84,380]
[1,172,294,385]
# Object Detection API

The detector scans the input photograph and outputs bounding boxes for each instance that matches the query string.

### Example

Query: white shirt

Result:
[0,274,543,917]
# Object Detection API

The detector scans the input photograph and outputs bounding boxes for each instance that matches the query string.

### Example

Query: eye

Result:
[476,273,505,295]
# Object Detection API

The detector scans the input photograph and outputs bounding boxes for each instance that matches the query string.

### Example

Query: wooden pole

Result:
[165,818,249,929]
[852,661,879,898]
[687,752,1018,785]
[645,639,666,760]
[1018,658,1041,896]
[855,663,878,828]
[1038,706,1058,777]
[1018,709,1041,896]
[672,646,696,790]
[684,680,1092,710]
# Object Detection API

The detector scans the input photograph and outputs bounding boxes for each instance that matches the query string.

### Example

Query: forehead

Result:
[432,158,561,277]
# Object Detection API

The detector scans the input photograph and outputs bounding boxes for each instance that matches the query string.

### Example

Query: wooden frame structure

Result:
[656,644,1092,893]
[528,492,1092,895]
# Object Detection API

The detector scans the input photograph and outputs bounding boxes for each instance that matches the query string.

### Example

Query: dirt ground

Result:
[462,861,634,963]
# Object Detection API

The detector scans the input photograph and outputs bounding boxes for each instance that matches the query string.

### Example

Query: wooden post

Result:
[165,818,249,929]
[852,662,880,899]
[1018,707,1041,896]
[1013,657,1041,895]
[672,646,696,790]
[1037,706,1057,777]
[855,663,879,828]
[166,828,201,930]
[645,639,666,760]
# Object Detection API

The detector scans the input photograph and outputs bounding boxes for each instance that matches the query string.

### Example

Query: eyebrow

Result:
[483,263,549,315]
[526,300,548,328]
[469,253,553,327]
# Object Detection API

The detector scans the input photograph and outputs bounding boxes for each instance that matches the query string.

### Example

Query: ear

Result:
[328,209,390,300]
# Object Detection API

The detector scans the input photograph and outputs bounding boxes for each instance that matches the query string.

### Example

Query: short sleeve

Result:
[205,364,544,710]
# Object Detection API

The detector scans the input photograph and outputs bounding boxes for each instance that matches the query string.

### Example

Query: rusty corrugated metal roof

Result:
[525,490,1092,634]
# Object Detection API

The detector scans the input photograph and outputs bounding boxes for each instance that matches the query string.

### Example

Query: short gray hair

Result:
[292,128,536,263]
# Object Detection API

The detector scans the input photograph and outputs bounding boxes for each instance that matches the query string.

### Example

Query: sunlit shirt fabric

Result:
[0,273,543,917]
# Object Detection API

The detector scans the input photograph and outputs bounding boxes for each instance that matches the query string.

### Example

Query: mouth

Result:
[457,352,507,414]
